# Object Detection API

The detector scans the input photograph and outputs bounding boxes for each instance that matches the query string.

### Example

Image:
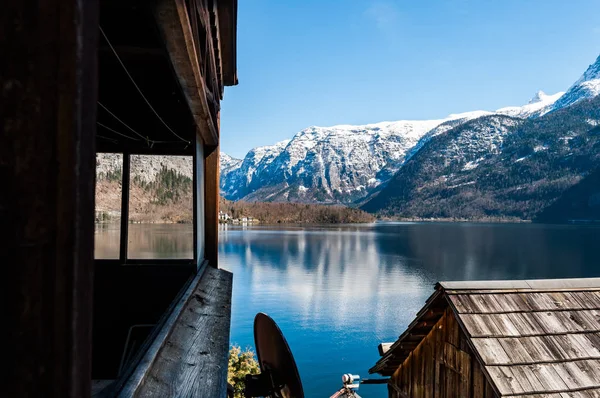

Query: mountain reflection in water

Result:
[94,222,600,397]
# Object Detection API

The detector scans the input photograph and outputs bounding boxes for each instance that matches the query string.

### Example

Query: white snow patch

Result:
[448,181,476,189]
[462,157,485,171]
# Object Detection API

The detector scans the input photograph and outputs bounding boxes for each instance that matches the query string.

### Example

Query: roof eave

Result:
[218,0,238,86]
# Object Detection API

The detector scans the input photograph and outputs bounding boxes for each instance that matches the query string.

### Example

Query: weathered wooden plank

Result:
[495,293,534,313]
[486,366,526,395]
[497,337,535,364]
[551,361,595,390]
[460,314,504,337]
[448,295,476,314]
[132,267,233,397]
[518,336,557,363]
[505,312,545,336]
[539,335,571,362]
[446,307,461,347]
[457,349,471,397]
[533,312,573,335]
[473,362,486,398]
[471,338,511,365]
[489,313,522,336]
[523,293,580,311]
[473,333,600,366]
[571,292,600,310]
[527,363,570,392]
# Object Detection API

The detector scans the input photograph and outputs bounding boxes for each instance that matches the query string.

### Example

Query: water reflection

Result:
[94,222,600,397]
[219,222,600,397]
[94,223,193,259]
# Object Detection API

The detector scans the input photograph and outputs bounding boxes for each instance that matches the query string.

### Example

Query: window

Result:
[94,153,123,259]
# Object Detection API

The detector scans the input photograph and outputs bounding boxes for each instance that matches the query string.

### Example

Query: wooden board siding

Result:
[389,309,498,398]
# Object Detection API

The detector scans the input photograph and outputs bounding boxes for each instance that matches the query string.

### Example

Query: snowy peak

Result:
[528,90,549,104]
[551,54,600,111]
[220,152,242,168]
[496,90,564,118]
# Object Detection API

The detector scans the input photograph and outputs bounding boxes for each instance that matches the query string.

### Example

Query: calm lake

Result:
[95,222,600,397]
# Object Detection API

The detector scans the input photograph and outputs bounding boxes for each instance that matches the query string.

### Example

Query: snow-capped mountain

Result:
[218,97,564,204]
[220,111,502,203]
[550,54,600,111]
[220,53,599,206]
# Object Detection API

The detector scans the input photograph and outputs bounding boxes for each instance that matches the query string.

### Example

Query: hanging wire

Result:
[97,104,187,146]
[98,101,149,142]
[99,26,191,144]
[97,121,140,141]
[97,134,119,143]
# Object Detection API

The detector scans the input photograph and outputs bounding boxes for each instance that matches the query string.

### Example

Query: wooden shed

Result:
[370,278,600,397]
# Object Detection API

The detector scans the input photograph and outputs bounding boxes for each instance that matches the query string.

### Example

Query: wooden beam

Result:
[204,142,219,267]
[2,0,99,396]
[154,0,219,146]
[216,0,237,86]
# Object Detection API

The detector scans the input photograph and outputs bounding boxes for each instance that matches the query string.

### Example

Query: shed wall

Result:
[389,308,497,398]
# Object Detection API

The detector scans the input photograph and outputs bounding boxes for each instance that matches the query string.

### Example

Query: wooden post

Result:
[120,153,131,263]
[204,144,220,267]
[1,0,99,396]
[195,133,206,265]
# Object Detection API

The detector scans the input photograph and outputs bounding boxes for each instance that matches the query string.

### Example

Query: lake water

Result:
[95,222,600,397]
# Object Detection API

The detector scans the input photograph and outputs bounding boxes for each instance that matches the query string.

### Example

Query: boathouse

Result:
[4,0,237,397]
[371,278,600,397]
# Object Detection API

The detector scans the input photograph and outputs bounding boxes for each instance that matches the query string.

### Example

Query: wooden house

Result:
[371,278,600,397]
[3,0,238,396]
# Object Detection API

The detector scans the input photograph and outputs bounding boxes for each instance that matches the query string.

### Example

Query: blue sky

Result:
[220,0,600,158]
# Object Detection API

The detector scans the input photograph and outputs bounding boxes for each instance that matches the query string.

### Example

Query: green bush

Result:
[228,345,260,398]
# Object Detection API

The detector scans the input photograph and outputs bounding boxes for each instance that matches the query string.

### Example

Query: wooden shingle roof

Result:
[371,278,600,396]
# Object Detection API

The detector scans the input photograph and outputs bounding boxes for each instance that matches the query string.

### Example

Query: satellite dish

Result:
[244,313,304,398]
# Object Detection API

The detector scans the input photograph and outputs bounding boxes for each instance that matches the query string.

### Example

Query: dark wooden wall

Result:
[389,308,498,398]
[92,263,194,379]
[1,1,99,397]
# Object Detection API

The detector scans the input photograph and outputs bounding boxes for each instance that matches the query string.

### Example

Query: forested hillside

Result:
[219,197,374,224]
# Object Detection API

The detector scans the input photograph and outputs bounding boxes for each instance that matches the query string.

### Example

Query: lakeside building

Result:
[219,210,232,221]
[4,0,238,397]
[371,278,600,397]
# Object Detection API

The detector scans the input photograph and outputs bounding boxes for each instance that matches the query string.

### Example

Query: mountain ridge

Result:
[219,93,563,204]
